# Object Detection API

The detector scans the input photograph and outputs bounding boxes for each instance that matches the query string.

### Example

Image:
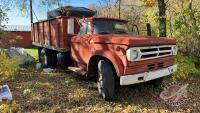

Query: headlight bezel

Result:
[172,45,178,55]
[126,48,139,61]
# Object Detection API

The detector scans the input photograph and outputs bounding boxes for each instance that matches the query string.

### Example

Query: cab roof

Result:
[79,17,128,23]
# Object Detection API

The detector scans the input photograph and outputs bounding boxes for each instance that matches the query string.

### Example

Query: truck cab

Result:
[68,17,177,100]
[32,8,177,101]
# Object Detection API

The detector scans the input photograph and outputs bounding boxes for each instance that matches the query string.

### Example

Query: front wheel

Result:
[97,60,115,101]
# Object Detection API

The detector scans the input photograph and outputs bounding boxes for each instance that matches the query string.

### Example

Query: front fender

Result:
[89,50,124,76]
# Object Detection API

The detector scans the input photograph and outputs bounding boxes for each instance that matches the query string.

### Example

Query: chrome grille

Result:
[134,45,174,61]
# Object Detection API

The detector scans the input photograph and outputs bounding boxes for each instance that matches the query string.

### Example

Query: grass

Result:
[24,48,38,60]
[0,65,199,112]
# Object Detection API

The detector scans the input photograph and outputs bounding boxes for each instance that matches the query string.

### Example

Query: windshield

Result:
[92,20,129,34]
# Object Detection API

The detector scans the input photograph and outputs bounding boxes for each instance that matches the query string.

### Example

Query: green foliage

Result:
[173,55,200,79]
[140,6,159,36]
[0,101,19,113]
[0,4,9,25]
[0,53,18,84]
[0,3,9,37]
[23,88,33,96]
[141,0,156,7]
[174,4,200,60]
[0,2,9,47]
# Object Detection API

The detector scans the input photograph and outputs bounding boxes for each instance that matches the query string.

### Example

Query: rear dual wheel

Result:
[39,48,70,68]
[40,48,52,68]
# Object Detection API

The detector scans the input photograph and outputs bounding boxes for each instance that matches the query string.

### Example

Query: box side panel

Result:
[32,16,76,52]
[43,21,49,45]
[60,17,70,49]
[33,23,39,43]
[50,19,59,47]
[39,22,44,45]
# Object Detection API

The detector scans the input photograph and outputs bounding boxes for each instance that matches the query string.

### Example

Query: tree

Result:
[0,0,71,24]
[0,2,9,48]
[17,0,71,23]
[157,0,166,37]
[0,2,9,29]
[88,3,97,11]
[172,0,200,62]
[97,0,118,18]
[141,0,156,7]
[141,0,166,37]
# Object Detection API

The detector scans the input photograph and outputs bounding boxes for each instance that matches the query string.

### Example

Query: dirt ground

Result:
[3,65,200,113]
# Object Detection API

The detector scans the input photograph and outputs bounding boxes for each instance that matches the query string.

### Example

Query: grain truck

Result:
[32,6,177,100]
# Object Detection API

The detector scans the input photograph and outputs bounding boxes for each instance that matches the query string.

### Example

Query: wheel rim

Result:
[97,70,105,98]
[40,52,47,66]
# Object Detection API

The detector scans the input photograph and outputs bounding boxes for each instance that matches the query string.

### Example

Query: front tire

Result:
[97,60,115,101]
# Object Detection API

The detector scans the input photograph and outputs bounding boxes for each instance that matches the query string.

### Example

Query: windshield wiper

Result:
[98,31,110,34]
[115,31,127,34]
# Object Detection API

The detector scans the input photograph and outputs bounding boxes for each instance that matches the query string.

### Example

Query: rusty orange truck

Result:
[32,6,177,101]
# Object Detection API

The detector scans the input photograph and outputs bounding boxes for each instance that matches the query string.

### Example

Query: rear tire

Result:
[51,50,58,67]
[97,60,115,101]
[40,48,52,68]
[57,52,71,68]
[38,48,42,62]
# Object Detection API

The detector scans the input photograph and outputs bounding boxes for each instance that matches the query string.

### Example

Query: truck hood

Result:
[90,34,176,46]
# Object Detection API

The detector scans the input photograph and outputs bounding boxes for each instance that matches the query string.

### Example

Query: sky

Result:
[5,0,99,26]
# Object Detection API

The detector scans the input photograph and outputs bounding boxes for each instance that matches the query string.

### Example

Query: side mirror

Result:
[146,23,152,36]
[67,18,75,34]
[131,25,139,35]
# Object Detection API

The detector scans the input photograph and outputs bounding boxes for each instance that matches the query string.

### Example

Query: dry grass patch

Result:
[0,65,199,113]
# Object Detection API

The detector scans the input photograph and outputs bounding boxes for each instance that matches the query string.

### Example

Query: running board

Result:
[68,67,87,75]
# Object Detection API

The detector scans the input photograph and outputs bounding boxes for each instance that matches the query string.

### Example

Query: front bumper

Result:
[120,64,177,85]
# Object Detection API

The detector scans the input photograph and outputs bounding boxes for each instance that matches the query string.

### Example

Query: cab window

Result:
[79,22,90,35]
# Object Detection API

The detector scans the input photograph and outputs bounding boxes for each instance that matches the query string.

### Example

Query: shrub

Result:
[0,53,18,84]
[173,54,200,79]
[0,101,19,113]
[174,7,200,63]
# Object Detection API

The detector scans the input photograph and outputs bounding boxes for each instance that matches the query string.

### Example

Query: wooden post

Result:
[146,23,152,36]
[118,0,121,19]
[30,0,33,24]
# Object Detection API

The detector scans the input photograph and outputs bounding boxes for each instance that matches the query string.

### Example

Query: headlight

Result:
[126,48,139,61]
[172,46,178,55]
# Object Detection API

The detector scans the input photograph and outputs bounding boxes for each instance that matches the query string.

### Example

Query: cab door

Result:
[71,22,92,64]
